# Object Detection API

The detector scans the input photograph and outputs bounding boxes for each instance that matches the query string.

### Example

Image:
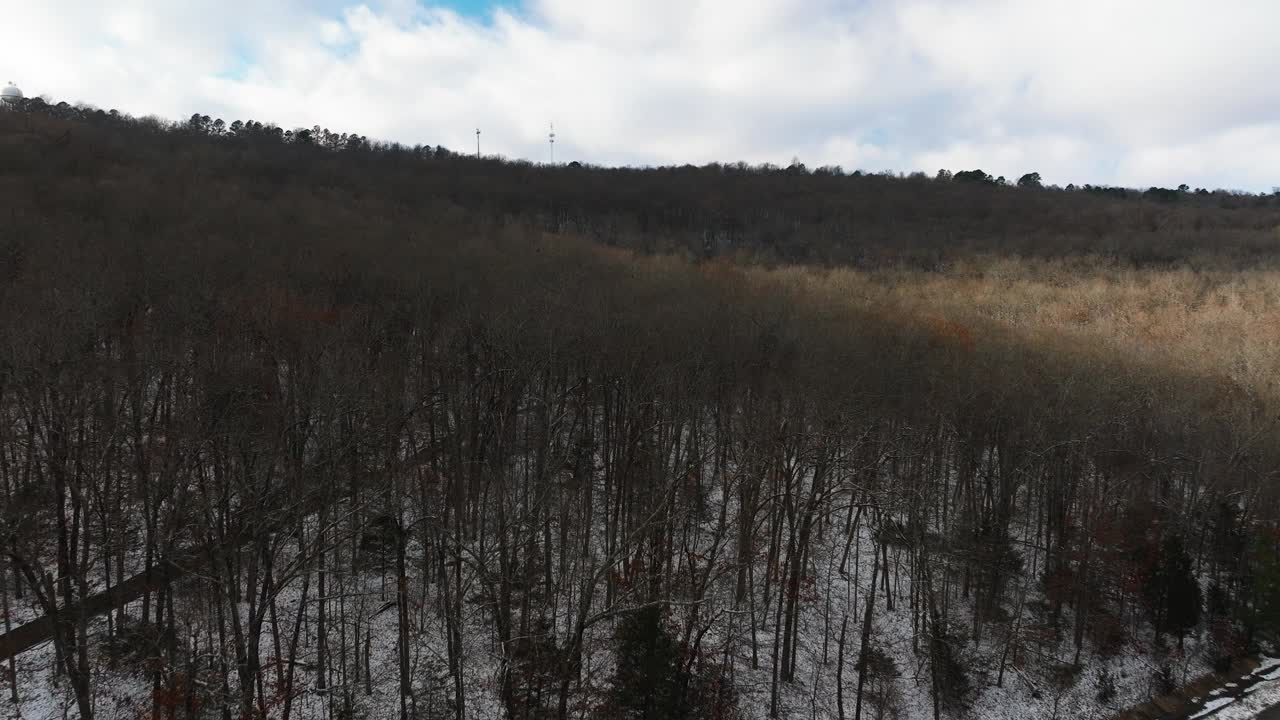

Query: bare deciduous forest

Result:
[2,100,1280,720]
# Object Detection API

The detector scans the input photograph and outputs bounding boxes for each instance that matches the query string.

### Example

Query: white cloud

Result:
[3,0,1278,190]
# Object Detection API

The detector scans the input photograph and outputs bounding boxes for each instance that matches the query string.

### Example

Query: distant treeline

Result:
[6,95,1280,270]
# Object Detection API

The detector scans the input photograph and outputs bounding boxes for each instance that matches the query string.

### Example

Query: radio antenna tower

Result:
[549,123,556,164]
[475,128,481,158]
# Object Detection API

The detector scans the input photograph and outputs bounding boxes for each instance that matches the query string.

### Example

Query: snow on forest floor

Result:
[720,526,1214,720]
[0,513,1241,720]
[1186,657,1280,719]
[1,636,149,720]
[1,562,505,720]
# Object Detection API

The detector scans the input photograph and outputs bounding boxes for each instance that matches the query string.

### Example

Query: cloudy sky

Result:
[5,0,1279,190]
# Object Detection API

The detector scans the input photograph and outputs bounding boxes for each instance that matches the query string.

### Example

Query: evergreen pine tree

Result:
[611,606,696,720]
[1144,535,1202,645]
[1241,529,1280,648]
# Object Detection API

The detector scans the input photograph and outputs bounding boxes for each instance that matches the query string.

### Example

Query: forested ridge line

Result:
[1,105,1279,720]
[4,100,1280,270]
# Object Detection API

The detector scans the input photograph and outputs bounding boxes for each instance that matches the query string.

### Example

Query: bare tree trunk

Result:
[836,613,849,720]
[279,530,312,720]
[397,524,413,720]
[0,558,17,705]
[854,535,881,720]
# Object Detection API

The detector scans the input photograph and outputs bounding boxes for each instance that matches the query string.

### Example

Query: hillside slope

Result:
[1,106,1279,720]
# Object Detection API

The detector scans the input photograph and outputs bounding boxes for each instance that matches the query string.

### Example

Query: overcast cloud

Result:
[4,0,1278,190]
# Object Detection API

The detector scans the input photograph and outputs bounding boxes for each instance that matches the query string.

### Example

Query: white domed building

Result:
[1,82,23,108]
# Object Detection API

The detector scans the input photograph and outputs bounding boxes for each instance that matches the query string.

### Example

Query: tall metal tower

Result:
[475,128,481,158]
[549,123,555,164]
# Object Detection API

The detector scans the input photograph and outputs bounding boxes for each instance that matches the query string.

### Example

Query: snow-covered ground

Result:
[717,526,1213,720]
[1189,657,1280,720]
[0,494,1246,720]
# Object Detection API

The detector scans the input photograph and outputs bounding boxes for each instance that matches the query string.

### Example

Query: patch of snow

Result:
[1255,656,1280,676]
[1206,678,1280,719]
[1189,696,1236,719]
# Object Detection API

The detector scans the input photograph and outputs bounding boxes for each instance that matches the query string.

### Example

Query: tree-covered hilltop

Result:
[8,96,1280,271]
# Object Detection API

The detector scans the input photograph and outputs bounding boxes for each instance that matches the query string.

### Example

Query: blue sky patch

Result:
[218,38,255,82]
[424,0,513,21]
